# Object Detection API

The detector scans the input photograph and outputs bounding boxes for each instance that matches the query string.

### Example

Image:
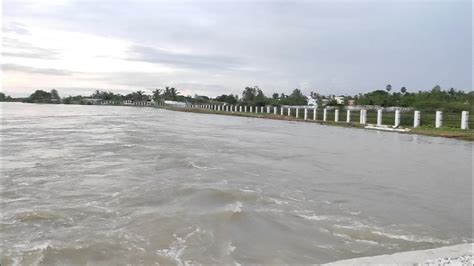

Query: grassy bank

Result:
[164,107,474,141]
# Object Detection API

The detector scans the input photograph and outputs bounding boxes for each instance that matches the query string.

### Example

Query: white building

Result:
[334,96,345,105]
[164,100,186,108]
[306,96,317,106]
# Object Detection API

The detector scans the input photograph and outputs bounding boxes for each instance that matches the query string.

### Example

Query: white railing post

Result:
[239,106,242,112]
[335,109,339,122]
[346,110,351,123]
[360,109,367,124]
[256,106,258,113]
[296,108,299,118]
[304,108,308,120]
[413,111,420,128]
[288,107,291,116]
[244,106,247,112]
[267,106,270,113]
[377,109,383,126]
[281,107,284,116]
[274,106,277,115]
[394,110,401,127]
[323,108,327,121]
[435,111,442,128]
[249,106,253,112]
[461,111,469,130]
[313,108,317,120]
[261,106,264,113]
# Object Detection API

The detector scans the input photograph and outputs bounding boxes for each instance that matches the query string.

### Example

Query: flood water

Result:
[1,102,472,264]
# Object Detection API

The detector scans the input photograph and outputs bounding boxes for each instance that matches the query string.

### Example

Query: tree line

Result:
[350,85,473,111]
[1,84,472,111]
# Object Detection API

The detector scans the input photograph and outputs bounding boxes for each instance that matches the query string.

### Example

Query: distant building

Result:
[321,98,330,106]
[334,96,345,105]
[164,100,186,108]
[348,99,356,106]
[306,96,317,106]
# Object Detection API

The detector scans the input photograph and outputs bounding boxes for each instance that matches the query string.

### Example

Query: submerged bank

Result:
[166,107,474,141]
[324,243,473,265]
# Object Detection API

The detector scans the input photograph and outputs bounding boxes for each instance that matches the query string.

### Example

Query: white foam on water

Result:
[10,241,52,266]
[353,239,380,245]
[255,208,284,213]
[225,241,236,255]
[333,222,451,245]
[297,214,329,221]
[370,230,451,244]
[269,197,289,205]
[186,159,219,170]
[226,202,242,213]
[156,226,201,266]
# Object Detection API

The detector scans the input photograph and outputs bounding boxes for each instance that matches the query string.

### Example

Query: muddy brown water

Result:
[1,102,472,264]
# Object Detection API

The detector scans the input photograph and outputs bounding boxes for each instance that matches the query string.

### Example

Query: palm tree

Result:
[132,90,145,101]
[162,87,179,100]
[152,89,162,101]
[170,87,179,100]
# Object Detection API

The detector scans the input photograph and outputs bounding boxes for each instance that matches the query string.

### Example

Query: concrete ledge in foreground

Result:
[324,243,473,265]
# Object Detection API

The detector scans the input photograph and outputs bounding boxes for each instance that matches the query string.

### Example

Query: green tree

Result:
[215,94,238,104]
[50,89,60,102]
[152,89,162,102]
[400,87,407,94]
[24,90,54,103]
[163,87,179,100]
[280,88,307,105]
[386,84,392,92]
[255,89,266,106]
[241,86,258,104]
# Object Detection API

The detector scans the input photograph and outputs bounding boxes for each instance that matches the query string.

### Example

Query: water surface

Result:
[1,102,472,264]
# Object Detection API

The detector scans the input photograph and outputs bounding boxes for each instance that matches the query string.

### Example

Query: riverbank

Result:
[324,243,473,265]
[164,107,474,141]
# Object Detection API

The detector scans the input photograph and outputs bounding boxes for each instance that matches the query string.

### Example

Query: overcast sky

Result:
[2,0,472,97]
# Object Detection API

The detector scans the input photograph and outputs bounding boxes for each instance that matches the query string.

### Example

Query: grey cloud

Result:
[3,21,30,35]
[2,0,472,94]
[127,45,244,71]
[3,37,60,59]
[2,63,73,76]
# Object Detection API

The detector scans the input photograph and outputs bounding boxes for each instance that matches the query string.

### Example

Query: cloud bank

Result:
[2,0,472,97]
